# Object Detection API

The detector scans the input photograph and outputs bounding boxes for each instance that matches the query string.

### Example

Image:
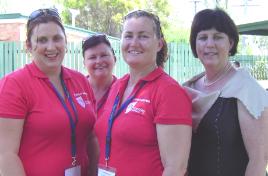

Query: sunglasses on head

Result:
[28,8,61,22]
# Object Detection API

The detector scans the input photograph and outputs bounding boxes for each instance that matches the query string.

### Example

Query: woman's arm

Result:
[157,124,192,176]
[87,131,99,176]
[238,100,268,176]
[0,117,25,176]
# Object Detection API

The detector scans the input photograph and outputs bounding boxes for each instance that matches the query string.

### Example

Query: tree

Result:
[55,0,170,37]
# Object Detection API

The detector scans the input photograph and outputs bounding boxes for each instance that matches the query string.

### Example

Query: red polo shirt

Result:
[94,67,192,176]
[0,62,96,176]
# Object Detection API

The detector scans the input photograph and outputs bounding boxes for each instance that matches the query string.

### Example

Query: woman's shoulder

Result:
[222,68,265,94]
[153,73,191,99]
[62,67,86,78]
[62,67,92,87]
[156,71,180,86]
[1,65,31,85]
[222,68,268,119]
[183,72,204,87]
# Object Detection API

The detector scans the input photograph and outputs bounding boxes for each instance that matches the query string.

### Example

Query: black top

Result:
[188,97,248,176]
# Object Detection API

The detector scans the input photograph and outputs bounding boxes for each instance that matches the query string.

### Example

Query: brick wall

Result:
[66,33,85,43]
[0,23,25,41]
[0,22,85,42]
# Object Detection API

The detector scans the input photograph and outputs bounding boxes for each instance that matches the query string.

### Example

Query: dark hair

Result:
[82,34,115,58]
[190,8,239,58]
[26,8,66,45]
[123,10,168,68]
[233,61,240,67]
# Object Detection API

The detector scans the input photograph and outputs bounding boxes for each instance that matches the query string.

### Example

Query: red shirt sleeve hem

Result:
[154,118,192,126]
[0,113,25,119]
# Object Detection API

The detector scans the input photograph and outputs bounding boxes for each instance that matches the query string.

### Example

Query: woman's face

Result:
[27,21,66,73]
[121,17,162,69]
[83,43,115,81]
[196,28,233,69]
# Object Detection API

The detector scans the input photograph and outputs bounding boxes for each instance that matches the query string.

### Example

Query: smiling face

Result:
[83,43,115,81]
[27,21,66,74]
[121,16,162,70]
[196,28,233,69]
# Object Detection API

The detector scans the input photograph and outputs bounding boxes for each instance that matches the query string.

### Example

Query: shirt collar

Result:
[26,62,72,80]
[117,67,164,96]
[141,67,164,82]
[120,67,164,83]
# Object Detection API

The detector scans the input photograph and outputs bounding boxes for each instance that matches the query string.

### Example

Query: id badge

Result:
[98,164,116,176]
[65,165,81,176]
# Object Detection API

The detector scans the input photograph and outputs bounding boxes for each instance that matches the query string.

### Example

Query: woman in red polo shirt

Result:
[0,8,98,176]
[82,34,117,118]
[94,10,192,176]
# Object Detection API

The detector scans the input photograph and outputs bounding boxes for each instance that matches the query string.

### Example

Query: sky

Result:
[169,0,268,26]
[1,0,268,27]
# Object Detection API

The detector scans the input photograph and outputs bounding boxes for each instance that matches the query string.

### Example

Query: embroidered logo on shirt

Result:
[74,92,91,108]
[125,102,145,114]
[76,96,86,108]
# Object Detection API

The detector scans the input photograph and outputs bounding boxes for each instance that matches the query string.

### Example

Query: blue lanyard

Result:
[105,81,146,166]
[49,74,78,166]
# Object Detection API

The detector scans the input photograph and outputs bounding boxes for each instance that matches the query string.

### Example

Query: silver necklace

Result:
[203,63,233,87]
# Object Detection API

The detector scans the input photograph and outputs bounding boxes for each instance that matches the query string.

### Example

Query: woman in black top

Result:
[184,8,268,176]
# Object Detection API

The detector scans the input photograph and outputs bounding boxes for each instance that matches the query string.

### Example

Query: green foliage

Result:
[251,60,268,80]
[55,0,195,42]
[163,25,190,43]
[254,35,268,55]
[57,0,172,38]
[60,0,134,36]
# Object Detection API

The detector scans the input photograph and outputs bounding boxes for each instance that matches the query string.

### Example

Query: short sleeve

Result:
[154,84,192,125]
[0,76,28,118]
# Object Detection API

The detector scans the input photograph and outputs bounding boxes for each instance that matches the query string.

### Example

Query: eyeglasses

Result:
[28,8,61,23]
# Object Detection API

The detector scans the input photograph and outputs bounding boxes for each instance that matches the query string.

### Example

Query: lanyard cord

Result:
[97,88,111,112]
[49,74,78,166]
[105,81,146,166]
[97,76,116,112]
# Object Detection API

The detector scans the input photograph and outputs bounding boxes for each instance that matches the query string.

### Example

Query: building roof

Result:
[0,13,119,41]
[237,20,268,36]
[0,13,28,19]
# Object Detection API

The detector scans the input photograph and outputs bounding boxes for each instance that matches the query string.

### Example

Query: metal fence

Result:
[1,41,267,83]
[0,41,129,79]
